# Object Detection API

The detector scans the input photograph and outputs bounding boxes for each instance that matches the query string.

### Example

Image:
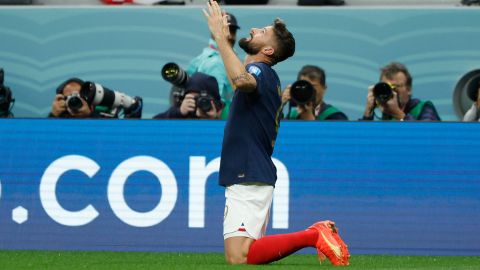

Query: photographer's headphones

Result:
[56,78,85,94]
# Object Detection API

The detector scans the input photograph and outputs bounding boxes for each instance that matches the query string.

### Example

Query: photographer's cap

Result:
[185,72,222,103]
[226,13,240,30]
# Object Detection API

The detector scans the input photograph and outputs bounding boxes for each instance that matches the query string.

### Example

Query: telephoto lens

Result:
[290,80,316,105]
[161,62,189,87]
[373,82,394,103]
[80,82,137,110]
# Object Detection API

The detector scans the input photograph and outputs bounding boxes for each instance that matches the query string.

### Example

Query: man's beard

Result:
[239,38,261,55]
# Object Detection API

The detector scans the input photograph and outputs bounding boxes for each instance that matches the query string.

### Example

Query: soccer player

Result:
[203,0,350,266]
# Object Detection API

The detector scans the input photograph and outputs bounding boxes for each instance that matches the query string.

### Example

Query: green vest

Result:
[318,106,342,120]
[408,100,439,120]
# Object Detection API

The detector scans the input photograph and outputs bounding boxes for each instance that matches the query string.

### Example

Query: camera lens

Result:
[81,81,137,111]
[197,96,213,113]
[66,95,83,111]
[373,82,394,103]
[290,80,316,105]
[161,62,188,87]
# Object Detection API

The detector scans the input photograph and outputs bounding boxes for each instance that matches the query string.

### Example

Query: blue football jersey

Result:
[219,62,282,187]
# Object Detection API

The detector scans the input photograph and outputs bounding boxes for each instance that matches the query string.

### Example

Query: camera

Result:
[161,62,190,107]
[373,82,394,103]
[161,68,221,117]
[290,80,316,105]
[0,68,14,117]
[80,81,143,118]
[179,91,215,118]
[196,91,214,113]
[161,62,189,88]
[65,93,83,112]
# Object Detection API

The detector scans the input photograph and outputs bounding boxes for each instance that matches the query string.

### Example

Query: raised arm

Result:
[203,0,257,92]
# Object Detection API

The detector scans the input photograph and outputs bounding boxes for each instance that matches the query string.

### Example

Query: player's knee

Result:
[224,236,254,264]
[225,253,247,265]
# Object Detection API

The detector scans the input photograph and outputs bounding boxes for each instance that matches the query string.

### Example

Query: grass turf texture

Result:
[0,251,479,270]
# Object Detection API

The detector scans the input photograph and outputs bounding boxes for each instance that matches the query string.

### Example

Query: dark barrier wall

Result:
[0,7,480,120]
[0,119,479,255]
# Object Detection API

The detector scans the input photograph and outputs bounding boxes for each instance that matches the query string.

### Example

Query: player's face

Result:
[239,26,274,55]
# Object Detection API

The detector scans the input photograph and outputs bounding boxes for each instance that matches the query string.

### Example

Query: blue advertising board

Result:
[0,119,479,255]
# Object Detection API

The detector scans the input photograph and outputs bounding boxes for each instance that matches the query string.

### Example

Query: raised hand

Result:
[203,0,230,43]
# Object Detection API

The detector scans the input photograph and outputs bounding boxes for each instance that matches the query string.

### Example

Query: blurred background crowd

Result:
[0,0,479,121]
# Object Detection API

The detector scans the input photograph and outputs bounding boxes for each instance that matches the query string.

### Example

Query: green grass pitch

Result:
[0,251,479,270]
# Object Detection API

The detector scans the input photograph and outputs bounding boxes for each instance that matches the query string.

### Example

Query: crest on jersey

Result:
[248,66,261,76]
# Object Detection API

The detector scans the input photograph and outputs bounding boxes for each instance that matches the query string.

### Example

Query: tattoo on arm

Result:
[231,72,250,84]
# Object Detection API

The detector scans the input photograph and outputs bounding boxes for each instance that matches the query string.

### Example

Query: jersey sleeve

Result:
[246,63,266,95]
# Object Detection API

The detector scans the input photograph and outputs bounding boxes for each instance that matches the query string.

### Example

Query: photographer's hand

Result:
[180,93,197,116]
[297,102,315,120]
[377,91,405,120]
[363,85,376,118]
[51,94,66,117]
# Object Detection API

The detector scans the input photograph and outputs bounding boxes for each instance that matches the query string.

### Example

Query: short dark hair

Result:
[56,78,84,94]
[297,65,326,87]
[271,18,295,65]
[380,62,412,88]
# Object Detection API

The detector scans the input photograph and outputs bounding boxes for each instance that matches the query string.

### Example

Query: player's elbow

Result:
[231,71,257,92]
[234,81,256,93]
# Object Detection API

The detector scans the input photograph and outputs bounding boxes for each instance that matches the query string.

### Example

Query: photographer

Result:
[0,68,14,118]
[49,78,143,119]
[49,78,93,118]
[463,81,480,122]
[282,65,348,120]
[154,72,224,119]
[362,62,441,121]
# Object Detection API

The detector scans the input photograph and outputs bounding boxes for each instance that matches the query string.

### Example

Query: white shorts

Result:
[223,183,274,240]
